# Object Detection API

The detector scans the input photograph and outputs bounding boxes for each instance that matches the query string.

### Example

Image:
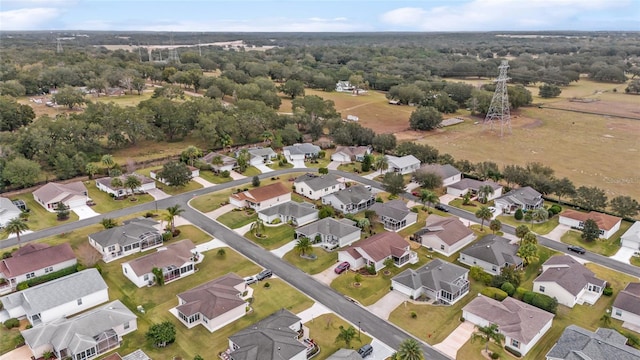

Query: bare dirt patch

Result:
[544,100,640,119]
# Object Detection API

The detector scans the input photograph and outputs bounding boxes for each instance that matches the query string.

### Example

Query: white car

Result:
[488,206,497,213]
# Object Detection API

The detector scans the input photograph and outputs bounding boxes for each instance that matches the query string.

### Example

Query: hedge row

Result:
[522,290,558,314]
[16,265,78,290]
[481,287,508,301]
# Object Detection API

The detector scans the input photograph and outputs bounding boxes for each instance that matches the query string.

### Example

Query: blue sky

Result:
[1,0,638,32]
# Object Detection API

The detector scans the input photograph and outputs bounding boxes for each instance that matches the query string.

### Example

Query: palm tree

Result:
[250,219,265,238]
[531,207,549,230]
[489,219,502,234]
[294,237,313,256]
[124,175,142,199]
[375,155,388,175]
[182,145,202,166]
[110,177,123,190]
[396,338,424,360]
[522,232,538,245]
[165,205,184,233]
[210,155,223,172]
[101,154,115,173]
[101,218,117,229]
[236,149,251,173]
[515,224,530,243]
[357,218,370,233]
[4,217,29,247]
[221,133,233,153]
[477,185,495,204]
[517,242,539,266]
[85,163,99,179]
[475,206,493,231]
[419,189,439,212]
[335,325,357,348]
[261,131,273,145]
[471,323,505,354]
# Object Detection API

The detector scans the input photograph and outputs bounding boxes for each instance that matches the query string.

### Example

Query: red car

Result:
[335,262,351,274]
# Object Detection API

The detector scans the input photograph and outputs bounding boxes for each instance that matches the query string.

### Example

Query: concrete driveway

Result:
[545,224,571,242]
[368,338,396,360]
[229,171,246,180]
[192,176,216,188]
[327,161,343,170]
[312,262,343,285]
[433,321,475,359]
[0,345,32,360]
[291,159,306,168]
[611,246,636,264]
[147,188,171,200]
[254,163,274,173]
[367,291,407,320]
[73,205,100,219]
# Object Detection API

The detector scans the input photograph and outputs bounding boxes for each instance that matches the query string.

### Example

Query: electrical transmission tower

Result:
[167,34,180,64]
[56,38,63,54]
[484,60,511,136]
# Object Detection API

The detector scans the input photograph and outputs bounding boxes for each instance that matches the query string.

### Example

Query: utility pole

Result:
[56,38,63,54]
[483,60,512,137]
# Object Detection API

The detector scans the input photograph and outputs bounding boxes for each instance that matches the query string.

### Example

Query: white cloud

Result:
[0,8,61,30]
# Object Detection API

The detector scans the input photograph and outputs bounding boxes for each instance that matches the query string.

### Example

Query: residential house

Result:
[559,210,622,240]
[412,215,475,257]
[416,164,462,187]
[458,235,523,275]
[258,201,318,226]
[173,273,250,333]
[335,81,354,93]
[246,147,278,166]
[369,200,417,232]
[391,259,470,305]
[150,166,199,185]
[546,325,640,360]
[230,182,291,211]
[446,178,503,201]
[494,186,544,214]
[201,152,238,172]
[462,295,554,356]
[0,269,109,326]
[33,181,89,211]
[22,300,137,360]
[0,197,21,227]
[621,222,640,250]
[338,232,418,272]
[283,143,321,162]
[226,309,312,360]
[295,218,361,249]
[533,255,606,308]
[321,185,375,214]
[612,283,640,328]
[95,174,156,198]
[326,349,362,360]
[88,218,163,263]
[386,155,421,175]
[121,239,199,288]
[0,243,76,293]
[294,173,345,200]
[331,146,372,162]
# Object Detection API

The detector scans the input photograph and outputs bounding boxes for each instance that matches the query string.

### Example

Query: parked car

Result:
[488,206,497,213]
[568,245,586,254]
[335,262,351,274]
[435,204,448,212]
[256,269,273,281]
[244,276,258,285]
[358,344,374,358]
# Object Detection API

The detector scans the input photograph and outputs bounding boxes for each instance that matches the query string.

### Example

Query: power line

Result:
[484,60,511,137]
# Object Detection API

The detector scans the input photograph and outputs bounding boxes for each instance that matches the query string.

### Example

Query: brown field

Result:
[543,100,640,119]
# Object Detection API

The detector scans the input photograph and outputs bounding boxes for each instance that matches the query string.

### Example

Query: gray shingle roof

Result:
[393,259,468,292]
[125,239,195,276]
[295,217,360,238]
[370,200,411,222]
[326,349,362,360]
[0,197,21,218]
[613,283,640,316]
[418,164,461,179]
[323,185,373,205]
[447,178,501,191]
[89,218,160,248]
[177,273,245,319]
[460,235,523,268]
[284,143,320,155]
[248,147,277,157]
[535,255,606,296]
[546,325,640,360]
[386,155,420,169]
[497,186,542,207]
[95,173,154,190]
[414,215,474,246]
[294,173,341,191]
[258,201,317,219]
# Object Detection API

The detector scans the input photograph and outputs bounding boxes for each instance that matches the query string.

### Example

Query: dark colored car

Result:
[358,344,374,358]
[256,269,273,281]
[335,262,351,274]
[435,204,448,212]
[568,245,586,254]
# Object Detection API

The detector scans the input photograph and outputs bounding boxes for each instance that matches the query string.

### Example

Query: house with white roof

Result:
[0,197,21,228]
[88,218,163,262]
[386,155,421,174]
[95,174,156,198]
[283,143,321,162]
[33,181,89,211]
[294,173,345,200]
[621,222,640,250]
[416,164,462,186]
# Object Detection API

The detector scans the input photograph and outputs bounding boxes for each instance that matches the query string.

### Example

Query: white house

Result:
[88,218,163,262]
[612,283,640,328]
[559,210,622,240]
[412,215,476,257]
[338,232,418,272]
[462,295,554,356]
[258,201,318,226]
[0,243,77,293]
[416,164,462,187]
[121,240,199,288]
[335,81,354,93]
[173,273,250,333]
[22,300,137,360]
[546,325,640,360]
[533,255,606,308]
[283,143,321,162]
[0,269,109,326]
[33,181,89,211]
[294,173,345,200]
[386,155,421,174]
[391,259,470,305]
[229,182,291,211]
[95,173,156,198]
[621,222,640,250]
[446,178,503,200]
[0,197,21,228]
[494,186,544,214]
[246,147,278,166]
[295,217,361,250]
[321,185,375,214]
[369,200,417,232]
[458,235,523,275]
[201,152,237,172]
[150,166,199,186]
[330,146,371,163]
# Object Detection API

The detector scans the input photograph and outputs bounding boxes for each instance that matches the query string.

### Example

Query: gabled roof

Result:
[323,185,373,205]
[393,259,468,292]
[0,243,76,279]
[448,178,501,191]
[296,217,360,238]
[370,200,411,222]
[33,182,87,204]
[535,255,606,296]
[283,143,320,155]
[177,273,245,319]
[0,269,107,317]
[561,210,622,231]
[95,173,154,191]
[496,186,542,206]
[258,201,317,219]
[386,155,420,168]
[460,235,522,268]
[294,173,341,191]
[89,217,160,248]
[229,309,305,360]
[622,222,640,244]
[201,152,237,166]
[247,147,277,157]
[333,146,370,158]
[418,164,461,179]
[327,349,362,360]
[546,325,640,360]
[124,239,195,276]
[414,215,474,246]
[463,295,554,345]
[613,283,640,316]
[22,300,136,355]
[231,183,290,204]
[0,197,21,217]
[342,232,409,262]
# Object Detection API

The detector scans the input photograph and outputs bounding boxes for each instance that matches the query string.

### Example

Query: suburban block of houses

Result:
[369,200,418,232]
[385,155,421,174]
[150,166,200,186]
[546,325,640,360]
[321,185,375,214]
[293,173,345,200]
[258,201,318,226]
[121,239,199,288]
[330,145,371,162]
[295,217,361,249]
[458,235,523,275]
[21,300,137,360]
[494,186,544,214]
[559,210,622,240]
[283,143,321,161]
[230,182,291,211]
[202,152,238,172]
[0,268,109,326]
[0,243,77,293]
[172,273,251,333]
[446,178,503,201]
[416,164,462,186]
[462,294,554,356]
[338,232,418,272]
[88,217,163,262]
[391,259,470,305]
[412,215,475,256]
[612,283,640,329]
[95,173,156,198]
[621,221,640,250]
[33,181,89,211]
[533,255,606,308]
[0,197,21,227]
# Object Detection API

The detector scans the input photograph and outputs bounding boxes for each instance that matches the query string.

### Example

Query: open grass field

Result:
[305,314,372,357]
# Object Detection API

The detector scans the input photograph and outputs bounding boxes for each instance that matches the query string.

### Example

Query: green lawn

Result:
[283,247,338,275]
[157,180,203,196]
[268,161,294,170]
[197,170,233,184]
[447,198,494,213]
[239,166,261,177]
[561,227,624,257]
[305,314,372,357]
[306,156,332,169]
[190,189,235,213]
[170,225,212,245]
[497,214,560,235]
[520,246,559,290]
[86,180,154,213]
[217,210,258,229]
[245,224,295,250]
[337,162,375,176]
[631,256,640,267]
[8,193,79,232]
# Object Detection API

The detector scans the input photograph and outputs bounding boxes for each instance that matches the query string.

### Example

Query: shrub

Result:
[410,207,419,213]
[504,346,521,357]
[469,266,486,281]
[514,208,524,220]
[522,291,558,314]
[375,197,383,203]
[17,282,29,291]
[481,287,508,301]
[501,282,516,296]
[162,231,173,241]
[271,218,281,224]
[16,265,77,289]
[514,287,528,300]
[603,287,613,296]
[410,311,417,319]
[4,318,19,329]
[366,265,376,275]
[264,282,271,288]
[550,204,562,214]
[252,175,260,187]
[144,212,155,218]
[480,273,493,286]
[490,352,501,359]
[2,251,12,259]
[220,170,230,178]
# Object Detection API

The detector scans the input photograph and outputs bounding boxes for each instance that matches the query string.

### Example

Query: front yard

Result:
[3,193,79,235]
[283,248,338,275]
[305,314,372,358]
[245,224,295,250]
[197,170,233,184]
[448,198,494,213]
[337,162,375,176]
[497,214,560,235]
[86,180,154,213]
[560,220,632,257]
[217,209,258,229]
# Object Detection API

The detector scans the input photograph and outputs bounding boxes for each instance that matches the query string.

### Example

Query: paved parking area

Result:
[368,338,396,360]
[327,161,343,170]
[229,171,246,180]
[192,176,216,187]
